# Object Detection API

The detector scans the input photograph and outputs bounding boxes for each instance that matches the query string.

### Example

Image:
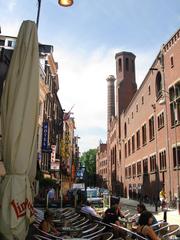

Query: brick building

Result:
[97,28,180,202]
[96,143,108,187]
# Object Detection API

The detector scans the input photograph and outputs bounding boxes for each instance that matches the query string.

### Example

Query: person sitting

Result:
[136,211,160,240]
[103,197,124,226]
[40,210,60,236]
[81,201,99,217]
[136,203,158,227]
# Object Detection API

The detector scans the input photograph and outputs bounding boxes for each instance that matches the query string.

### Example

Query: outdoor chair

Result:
[72,218,90,228]
[71,217,86,226]
[76,223,99,237]
[89,232,114,240]
[61,209,75,217]
[155,222,169,236]
[81,225,106,238]
[33,223,63,240]
[161,224,180,239]
[151,220,164,230]
[80,223,99,234]
[33,235,60,240]
[111,223,148,240]
[69,213,81,222]
[65,212,79,220]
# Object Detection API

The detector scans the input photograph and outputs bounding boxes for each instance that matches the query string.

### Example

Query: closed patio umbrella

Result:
[0,20,39,240]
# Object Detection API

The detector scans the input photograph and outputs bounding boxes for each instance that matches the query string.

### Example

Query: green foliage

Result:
[80,148,97,175]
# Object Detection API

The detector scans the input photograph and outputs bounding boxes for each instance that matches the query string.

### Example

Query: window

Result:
[173,146,180,168]
[148,85,151,95]
[137,161,142,176]
[0,39,5,46]
[175,82,180,98]
[132,164,136,177]
[158,112,164,129]
[170,56,174,68]
[125,167,128,179]
[169,83,180,126]
[136,104,138,112]
[150,154,156,172]
[128,139,131,156]
[149,116,155,141]
[132,135,135,153]
[125,143,127,158]
[128,166,131,178]
[136,130,140,149]
[119,58,122,72]
[124,122,127,138]
[132,112,134,119]
[159,150,166,171]
[143,158,148,174]
[126,58,129,71]
[132,59,135,72]
[128,118,130,124]
[142,124,147,145]
[156,72,162,99]
[119,150,121,164]
[142,96,144,105]
[7,40,13,47]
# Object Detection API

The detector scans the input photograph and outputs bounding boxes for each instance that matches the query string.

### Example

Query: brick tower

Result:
[115,52,137,116]
[107,75,115,127]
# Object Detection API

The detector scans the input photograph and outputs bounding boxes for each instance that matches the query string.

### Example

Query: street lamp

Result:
[58,0,73,7]
[36,0,74,29]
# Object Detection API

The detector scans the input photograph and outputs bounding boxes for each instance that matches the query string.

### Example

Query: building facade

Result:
[102,28,180,202]
[0,36,65,187]
[96,143,108,187]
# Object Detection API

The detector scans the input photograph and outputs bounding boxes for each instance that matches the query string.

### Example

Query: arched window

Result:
[118,58,122,72]
[124,122,127,138]
[156,71,162,98]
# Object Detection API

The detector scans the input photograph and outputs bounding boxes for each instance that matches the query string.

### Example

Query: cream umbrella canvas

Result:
[0,20,39,240]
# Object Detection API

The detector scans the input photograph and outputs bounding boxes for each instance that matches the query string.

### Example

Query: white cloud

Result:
[0,0,17,13]
[8,0,16,12]
[54,46,157,153]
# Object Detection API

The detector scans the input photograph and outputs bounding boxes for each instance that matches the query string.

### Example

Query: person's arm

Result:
[117,208,125,218]
[40,221,49,233]
[50,223,60,235]
[145,226,161,240]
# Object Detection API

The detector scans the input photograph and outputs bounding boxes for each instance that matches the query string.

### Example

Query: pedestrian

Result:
[159,187,167,209]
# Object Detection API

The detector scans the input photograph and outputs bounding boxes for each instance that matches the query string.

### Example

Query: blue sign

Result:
[42,122,48,150]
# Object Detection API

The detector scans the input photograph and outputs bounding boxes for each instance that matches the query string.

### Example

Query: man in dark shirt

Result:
[103,197,124,225]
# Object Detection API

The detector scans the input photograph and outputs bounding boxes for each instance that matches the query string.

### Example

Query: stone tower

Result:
[107,75,115,126]
[115,52,137,116]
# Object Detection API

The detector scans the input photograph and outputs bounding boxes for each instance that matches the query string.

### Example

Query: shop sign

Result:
[42,122,48,150]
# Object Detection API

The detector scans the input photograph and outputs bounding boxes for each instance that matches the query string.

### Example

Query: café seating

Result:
[161,224,180,239]
[81,225,106,239]
[111,223,148,240]
[33,223,63,240]
[89,232,114,240]
[33,235,60,240]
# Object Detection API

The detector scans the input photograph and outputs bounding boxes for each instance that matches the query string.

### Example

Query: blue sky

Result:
[0,0,180,153]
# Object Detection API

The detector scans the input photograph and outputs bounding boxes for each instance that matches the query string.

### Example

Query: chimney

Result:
[107,75,115,127]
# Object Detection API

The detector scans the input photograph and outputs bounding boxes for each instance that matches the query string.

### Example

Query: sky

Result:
[0,0,180,153]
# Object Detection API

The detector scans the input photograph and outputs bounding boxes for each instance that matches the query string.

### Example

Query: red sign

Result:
[11,198,34,218]
[51,145,56,163]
